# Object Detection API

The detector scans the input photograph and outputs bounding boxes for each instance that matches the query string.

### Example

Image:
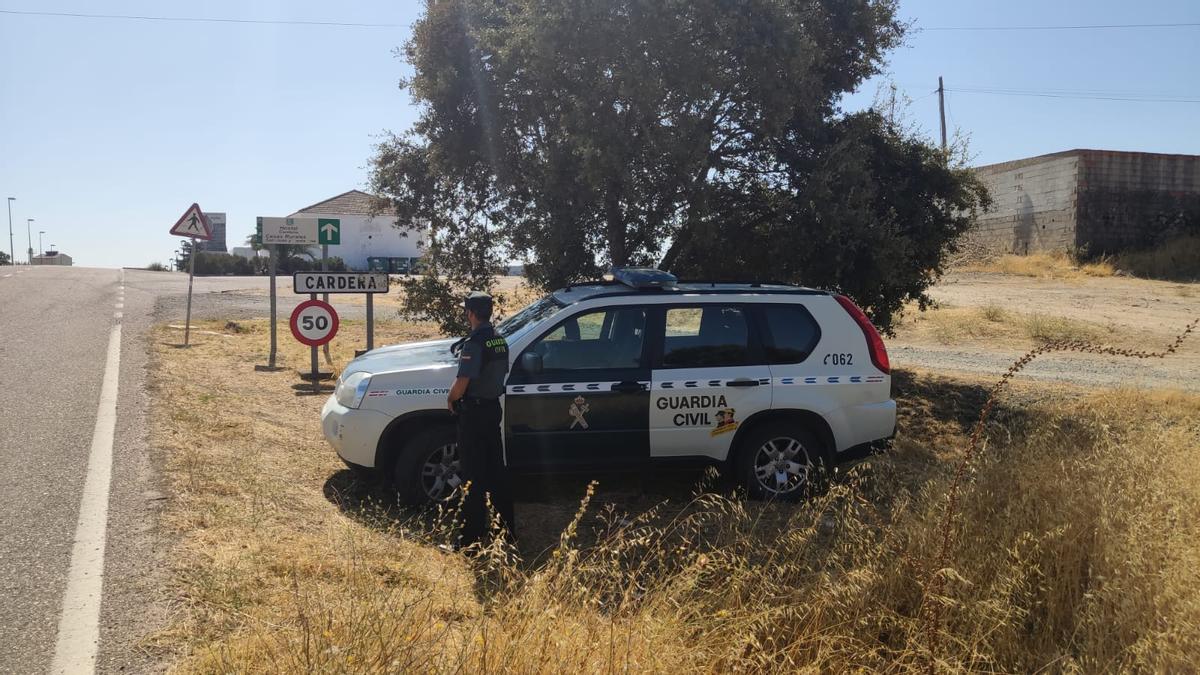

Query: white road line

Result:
[114,302,123,309]
[51,307,122,672]
[2,273,11,278]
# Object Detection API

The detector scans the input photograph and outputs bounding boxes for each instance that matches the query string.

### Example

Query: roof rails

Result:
[676,278,800,288]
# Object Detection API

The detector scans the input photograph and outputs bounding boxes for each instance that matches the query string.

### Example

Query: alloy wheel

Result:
[752,435,813,496]
[420,442,461,501]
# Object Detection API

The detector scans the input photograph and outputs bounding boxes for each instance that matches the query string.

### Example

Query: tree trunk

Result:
[605,182,627,268]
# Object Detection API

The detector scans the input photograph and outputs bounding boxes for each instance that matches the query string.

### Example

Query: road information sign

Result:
[170,203,212,240]
[318,218,341,246]
[290,299,339,347]
[259,217,318,245]
[294,272,389,294]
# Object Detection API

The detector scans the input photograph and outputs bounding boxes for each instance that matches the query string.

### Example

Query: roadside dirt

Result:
[891,272,1199,391]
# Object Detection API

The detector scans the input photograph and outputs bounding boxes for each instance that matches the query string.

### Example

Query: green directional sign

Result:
[318,218,341,246]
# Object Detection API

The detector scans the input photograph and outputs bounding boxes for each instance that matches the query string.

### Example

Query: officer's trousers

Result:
[456,398,515,545]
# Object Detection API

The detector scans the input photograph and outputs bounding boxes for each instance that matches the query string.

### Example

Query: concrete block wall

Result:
[1076,151,1200,252]
[968,153,1079,254]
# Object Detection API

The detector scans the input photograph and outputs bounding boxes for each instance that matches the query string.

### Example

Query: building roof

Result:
[290,190,391,217]
[974,148,1200,174]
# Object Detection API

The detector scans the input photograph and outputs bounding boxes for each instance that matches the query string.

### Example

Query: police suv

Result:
[322,268,895,504]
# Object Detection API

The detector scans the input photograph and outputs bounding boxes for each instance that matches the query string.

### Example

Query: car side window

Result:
[528,307,646,371]
[761,304,820,364]
[661,306,751,368]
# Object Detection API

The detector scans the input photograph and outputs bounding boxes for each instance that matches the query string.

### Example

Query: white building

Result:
[32,251,72,266]
[289,190,426,271]
[230,246,268,260]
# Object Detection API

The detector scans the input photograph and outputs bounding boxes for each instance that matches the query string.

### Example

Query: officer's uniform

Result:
[454,299,514,545]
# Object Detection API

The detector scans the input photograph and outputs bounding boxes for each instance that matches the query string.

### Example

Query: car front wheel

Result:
[735,423,829,501]
[393,425,461,506]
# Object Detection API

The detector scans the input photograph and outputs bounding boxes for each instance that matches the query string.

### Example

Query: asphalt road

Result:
[0,266,215,674]
[0,266,364,674]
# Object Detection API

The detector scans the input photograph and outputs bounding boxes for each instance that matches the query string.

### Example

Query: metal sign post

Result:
[184,237,196,346]
[268,244,277,367]
[316,219,340,365]
[289,297,339,395]
[258,216,318,370]
[320,244,331,366]
[366,293,374,351]
[310,292,319,393]
[168,203,213,347]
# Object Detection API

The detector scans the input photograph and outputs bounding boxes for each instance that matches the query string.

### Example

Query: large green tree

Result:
[373,0,989,333]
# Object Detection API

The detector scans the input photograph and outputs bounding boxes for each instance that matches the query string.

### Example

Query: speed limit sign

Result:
[289,299,339,347]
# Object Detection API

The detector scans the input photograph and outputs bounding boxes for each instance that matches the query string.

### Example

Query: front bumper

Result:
[320,395,394,468]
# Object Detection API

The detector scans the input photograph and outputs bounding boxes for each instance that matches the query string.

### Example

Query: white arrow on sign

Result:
[320,221,337,238]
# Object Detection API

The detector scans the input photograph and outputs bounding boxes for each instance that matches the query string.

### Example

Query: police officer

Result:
[447,291,515,546]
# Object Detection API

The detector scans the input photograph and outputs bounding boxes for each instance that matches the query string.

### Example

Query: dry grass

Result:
[902,305,1124,346]
[1114,235,1200,282]
[148,319,1200,672]
[962,250,1116,279]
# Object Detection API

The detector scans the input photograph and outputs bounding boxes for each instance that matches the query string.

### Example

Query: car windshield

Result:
[495,294,565,341]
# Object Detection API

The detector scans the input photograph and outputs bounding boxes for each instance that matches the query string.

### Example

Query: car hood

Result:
[341,338,459,377]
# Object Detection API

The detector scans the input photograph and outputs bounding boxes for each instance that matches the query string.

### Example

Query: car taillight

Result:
[834,295,890,374]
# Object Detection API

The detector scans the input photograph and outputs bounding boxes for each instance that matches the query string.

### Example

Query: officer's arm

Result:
[447,376,470,411]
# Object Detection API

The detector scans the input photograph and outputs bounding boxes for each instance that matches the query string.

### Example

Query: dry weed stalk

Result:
[919,317,1199,672]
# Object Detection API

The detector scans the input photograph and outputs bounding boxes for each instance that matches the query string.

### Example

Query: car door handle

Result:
[725,378,760,387]
[610,381,646,393]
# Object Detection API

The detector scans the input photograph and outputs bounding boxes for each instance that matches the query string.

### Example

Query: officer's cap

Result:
[464,291,493,315]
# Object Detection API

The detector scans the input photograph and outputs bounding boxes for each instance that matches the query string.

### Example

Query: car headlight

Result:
[335,372,372,409]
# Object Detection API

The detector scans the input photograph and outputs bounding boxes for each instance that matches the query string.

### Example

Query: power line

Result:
[0,8,404,28]
[924,21,1200,32]
[946,88,1200,103]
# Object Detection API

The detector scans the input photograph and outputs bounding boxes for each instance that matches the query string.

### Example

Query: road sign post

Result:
[259,216,319,371]
[320,243,331,366]
[185,238,196,346]
[169,204,212,347]
[289,298,339,394]
[315,219,339,365]
[265,245,279,369]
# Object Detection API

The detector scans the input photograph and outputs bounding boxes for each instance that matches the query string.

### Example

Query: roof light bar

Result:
[609,267,678,290]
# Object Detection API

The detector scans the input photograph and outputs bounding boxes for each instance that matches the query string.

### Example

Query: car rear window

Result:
[662,306,751,368]
[760,304,820,364]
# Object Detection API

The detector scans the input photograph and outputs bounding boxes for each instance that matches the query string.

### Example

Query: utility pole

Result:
[937,76,948,152]
[26,219,34,264]
[6,197,13,266]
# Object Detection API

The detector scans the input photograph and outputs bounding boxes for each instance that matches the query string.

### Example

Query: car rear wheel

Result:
[393,425,461,506]
[735,422,829,501]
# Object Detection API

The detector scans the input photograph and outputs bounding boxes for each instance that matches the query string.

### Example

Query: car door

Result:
[504,305,651,470]
[649,304,772,461]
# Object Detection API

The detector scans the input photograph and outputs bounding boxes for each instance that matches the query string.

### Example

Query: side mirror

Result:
[521,351,543,375]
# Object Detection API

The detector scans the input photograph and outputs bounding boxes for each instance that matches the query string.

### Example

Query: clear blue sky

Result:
[1,0,1197,268]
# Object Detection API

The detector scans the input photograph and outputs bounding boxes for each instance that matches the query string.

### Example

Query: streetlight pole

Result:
[6,197,13,266]
[38,231,45,260]
[26,219,34,264]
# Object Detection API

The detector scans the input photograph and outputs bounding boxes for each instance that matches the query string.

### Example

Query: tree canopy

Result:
[372,0,989,333]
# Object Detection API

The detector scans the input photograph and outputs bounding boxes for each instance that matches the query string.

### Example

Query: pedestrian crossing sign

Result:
[170,203,213,240]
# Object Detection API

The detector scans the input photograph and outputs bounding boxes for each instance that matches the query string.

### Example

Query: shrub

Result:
[1114,235,1200,282]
